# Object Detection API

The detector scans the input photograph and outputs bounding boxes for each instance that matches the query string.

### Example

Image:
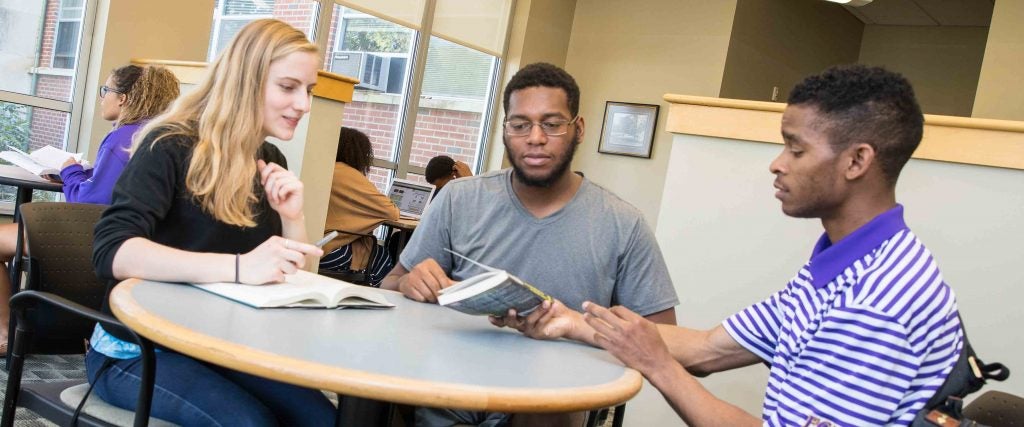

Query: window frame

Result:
[208,0,276,61]
[318,0,513,181]
[0,0,96,150]
[51,0,86,70]
[200,0,515,183]
[0,0,97,213]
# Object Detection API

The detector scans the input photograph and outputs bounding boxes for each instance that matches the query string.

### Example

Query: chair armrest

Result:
[9,290,149,348]
[10,290,158,427]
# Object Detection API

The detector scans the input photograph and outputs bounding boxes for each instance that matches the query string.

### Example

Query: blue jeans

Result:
[86,349,335,426]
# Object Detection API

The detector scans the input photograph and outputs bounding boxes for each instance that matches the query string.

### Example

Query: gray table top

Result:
[0,165,63,191]
[110,279,642,412]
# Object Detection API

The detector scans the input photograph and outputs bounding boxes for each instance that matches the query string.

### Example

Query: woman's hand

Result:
[258,159,304,221]
[62,157,79,169]
[238,236,323,284]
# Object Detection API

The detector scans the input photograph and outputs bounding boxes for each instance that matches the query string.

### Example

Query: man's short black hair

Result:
[503,62,580,117]
[425,155,455,184]
[788,65,923,185]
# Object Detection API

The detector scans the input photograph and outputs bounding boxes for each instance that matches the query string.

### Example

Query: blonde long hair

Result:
[134,19,318,227]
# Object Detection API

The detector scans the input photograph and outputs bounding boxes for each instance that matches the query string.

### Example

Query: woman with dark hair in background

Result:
[0,64,179,356]
[320,126,399,287]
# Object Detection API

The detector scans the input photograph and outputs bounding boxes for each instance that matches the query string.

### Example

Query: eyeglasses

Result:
[503,116,579,137]
[99,85,123,98]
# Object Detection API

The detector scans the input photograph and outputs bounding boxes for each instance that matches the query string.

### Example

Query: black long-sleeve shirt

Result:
[92,130,287,280]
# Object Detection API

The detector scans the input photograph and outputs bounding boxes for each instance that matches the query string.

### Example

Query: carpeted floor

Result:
[0,354,86,426]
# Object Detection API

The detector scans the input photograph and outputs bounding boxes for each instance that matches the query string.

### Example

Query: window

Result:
[208,0,319,61]
[52,0,85,69]
[0,0,95,209]
[408,36,497,170]
[324,1,512,191]
[202,0,514,193]
[328,6,415,182]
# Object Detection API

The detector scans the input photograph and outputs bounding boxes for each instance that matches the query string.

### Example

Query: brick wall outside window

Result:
[343,101,482,191]
[38,0,60,69]
[408,108,482,167]
[272,0,317,36]
[29,0,72,150]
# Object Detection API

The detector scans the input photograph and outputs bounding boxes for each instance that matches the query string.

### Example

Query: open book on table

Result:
[193,269,394,309]
[437,249,551,317]
[0,145,90,181]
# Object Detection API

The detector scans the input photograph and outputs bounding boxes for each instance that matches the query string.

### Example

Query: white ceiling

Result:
[843,0,994,26]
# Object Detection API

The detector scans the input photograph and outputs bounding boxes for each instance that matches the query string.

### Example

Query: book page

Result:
[194,270,393,309]
[290,270,394,308]
[438,271,505,298]
[0,151,51,176]
[194,281,323,308]
[30,145,83,169]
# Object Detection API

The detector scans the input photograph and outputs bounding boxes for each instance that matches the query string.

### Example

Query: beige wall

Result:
[510,0,576,68]
[268,99,347,245]
[659,131,1024,416]
[79,0,213,159]
[486,0,578,172]
[859,25,988,117]
[564,0,738,228]
[973,0,1024,120]
[719,0,862,102]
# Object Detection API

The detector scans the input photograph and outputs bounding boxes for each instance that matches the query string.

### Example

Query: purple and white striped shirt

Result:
[723,205,962,426]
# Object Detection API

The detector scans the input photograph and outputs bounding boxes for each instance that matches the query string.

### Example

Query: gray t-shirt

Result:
[400,169,678,315]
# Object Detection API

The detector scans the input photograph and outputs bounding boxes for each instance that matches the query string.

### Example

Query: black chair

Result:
[1,202,164,427]
[586,403,625,427]
[318,229,388,286]
[963,390,1024,427]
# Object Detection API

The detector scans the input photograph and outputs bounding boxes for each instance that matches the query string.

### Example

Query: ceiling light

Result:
[826,0,873,6]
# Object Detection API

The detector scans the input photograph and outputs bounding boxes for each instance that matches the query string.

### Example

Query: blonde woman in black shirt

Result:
[88,19,334,425]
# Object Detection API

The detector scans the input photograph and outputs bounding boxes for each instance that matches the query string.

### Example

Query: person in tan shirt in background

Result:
[319,127,400,286]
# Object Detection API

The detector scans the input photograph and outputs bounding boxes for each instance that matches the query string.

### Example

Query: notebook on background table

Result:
[387,178,435,219]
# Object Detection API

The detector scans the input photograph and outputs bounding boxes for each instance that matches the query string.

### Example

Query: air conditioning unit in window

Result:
[330,51,406,94]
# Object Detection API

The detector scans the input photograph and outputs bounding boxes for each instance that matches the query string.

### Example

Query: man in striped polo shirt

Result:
[495,65,962,426]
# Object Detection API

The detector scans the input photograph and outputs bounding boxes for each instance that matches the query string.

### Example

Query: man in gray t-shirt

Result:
[397,167,678,317]
[381,62,677,323]
[381,62,678,426]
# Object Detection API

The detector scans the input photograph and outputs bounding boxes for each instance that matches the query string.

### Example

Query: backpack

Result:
[912,317,1009,427]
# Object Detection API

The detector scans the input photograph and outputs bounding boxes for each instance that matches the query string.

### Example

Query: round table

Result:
[110,279,641,413]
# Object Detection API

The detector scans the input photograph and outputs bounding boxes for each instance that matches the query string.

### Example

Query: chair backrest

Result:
[19,202,108,354]
[963,390,1024,427]
[318,229,379,286]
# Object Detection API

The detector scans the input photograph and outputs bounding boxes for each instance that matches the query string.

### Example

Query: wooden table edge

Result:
[110,279,643,412]
[384,218,419,230]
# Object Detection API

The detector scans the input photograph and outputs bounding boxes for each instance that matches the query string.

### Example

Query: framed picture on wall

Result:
[597,101,660,158]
